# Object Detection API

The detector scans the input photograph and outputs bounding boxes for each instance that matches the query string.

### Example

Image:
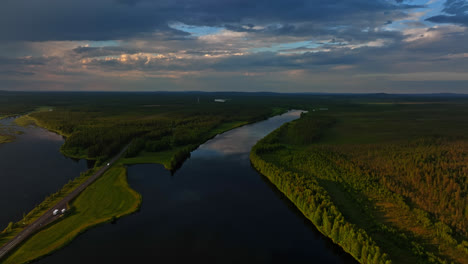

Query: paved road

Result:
[0,145,129,261]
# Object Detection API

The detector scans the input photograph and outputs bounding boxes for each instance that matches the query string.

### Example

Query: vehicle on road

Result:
[53,209,59,216]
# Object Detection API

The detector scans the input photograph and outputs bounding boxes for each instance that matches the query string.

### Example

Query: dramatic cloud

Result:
[0,0,420,41]
[0,0,467,93]
[426,0,468,26]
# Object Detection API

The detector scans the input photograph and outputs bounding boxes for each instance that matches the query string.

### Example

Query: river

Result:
[31,110,356,263]
[0,117,91,230]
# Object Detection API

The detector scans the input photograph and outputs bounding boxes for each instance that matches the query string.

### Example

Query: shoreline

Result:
[2,108,290,263]
[249,123,391,264]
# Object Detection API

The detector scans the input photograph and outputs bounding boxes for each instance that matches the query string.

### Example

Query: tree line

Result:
[250,112,468,263]
[29,104,278,167]
[251,141,392,264]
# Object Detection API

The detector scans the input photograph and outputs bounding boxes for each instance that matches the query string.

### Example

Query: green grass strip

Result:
[3,165,141,264]
[0,134,14,144]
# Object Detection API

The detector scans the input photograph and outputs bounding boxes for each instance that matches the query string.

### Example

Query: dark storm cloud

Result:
[0,56,48,66]
[404,27,468,54]
[427,15,468,25]
[212,50,363,70]
[0,0,421,41]
[0,70,35,76]
[426,0,468,26]
[442,0,468,15]
[0,0,170,41]
[114,0,144,6]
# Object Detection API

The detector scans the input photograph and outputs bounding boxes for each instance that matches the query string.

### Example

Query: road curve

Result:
[0,145,129,261]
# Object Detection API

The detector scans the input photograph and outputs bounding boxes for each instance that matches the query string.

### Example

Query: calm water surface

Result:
[0,117,90,229]
[36,111,357,264]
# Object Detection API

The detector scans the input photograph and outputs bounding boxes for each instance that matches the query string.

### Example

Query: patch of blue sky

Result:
[384,0,445,31]
[87,40,120,47]
[92,55,120,60]
[249,41,323,54]
[422,0,448,26]
[169,22,224,37]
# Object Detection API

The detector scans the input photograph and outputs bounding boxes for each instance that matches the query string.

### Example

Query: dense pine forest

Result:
[251,99,468,264]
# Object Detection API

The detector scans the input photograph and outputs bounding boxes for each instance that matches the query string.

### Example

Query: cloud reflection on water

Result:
[193,110,304,158]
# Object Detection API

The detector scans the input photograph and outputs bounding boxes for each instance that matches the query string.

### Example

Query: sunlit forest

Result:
[251,99,468,264]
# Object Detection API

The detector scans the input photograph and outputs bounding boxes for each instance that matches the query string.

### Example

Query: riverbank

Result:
[250,105,468,264]
[0,119,21,145]
[250,137,391,264]
[3,165,141,264]
[0,108,56,146]
[2,108,288,263]
[28,109,347,264]
[0,134,14,144]
[120,120,248,170]
[0,168,99,254]
[14,115,39,128]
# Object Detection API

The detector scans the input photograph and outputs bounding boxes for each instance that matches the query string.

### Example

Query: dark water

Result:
[36,111,357,264]
[0,117,90,230]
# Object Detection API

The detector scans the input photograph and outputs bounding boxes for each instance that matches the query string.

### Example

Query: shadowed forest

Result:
[1,91,299,169]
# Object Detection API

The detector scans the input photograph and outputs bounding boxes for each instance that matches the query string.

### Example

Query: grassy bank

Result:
[0,106,54,145]
[3,165,141,264]
[250,101,468,264]
[0,134,14,144]
[0,121,16,145]
[0,168,99,248]
[121,147,190,170]
[121,120,248,170]
[0,104,278,263]
[14,115,38,128]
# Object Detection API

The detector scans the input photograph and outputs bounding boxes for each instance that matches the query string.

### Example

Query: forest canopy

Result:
[251,99,468,264]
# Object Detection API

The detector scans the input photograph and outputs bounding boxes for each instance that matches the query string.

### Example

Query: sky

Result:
[0,0,467,93]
